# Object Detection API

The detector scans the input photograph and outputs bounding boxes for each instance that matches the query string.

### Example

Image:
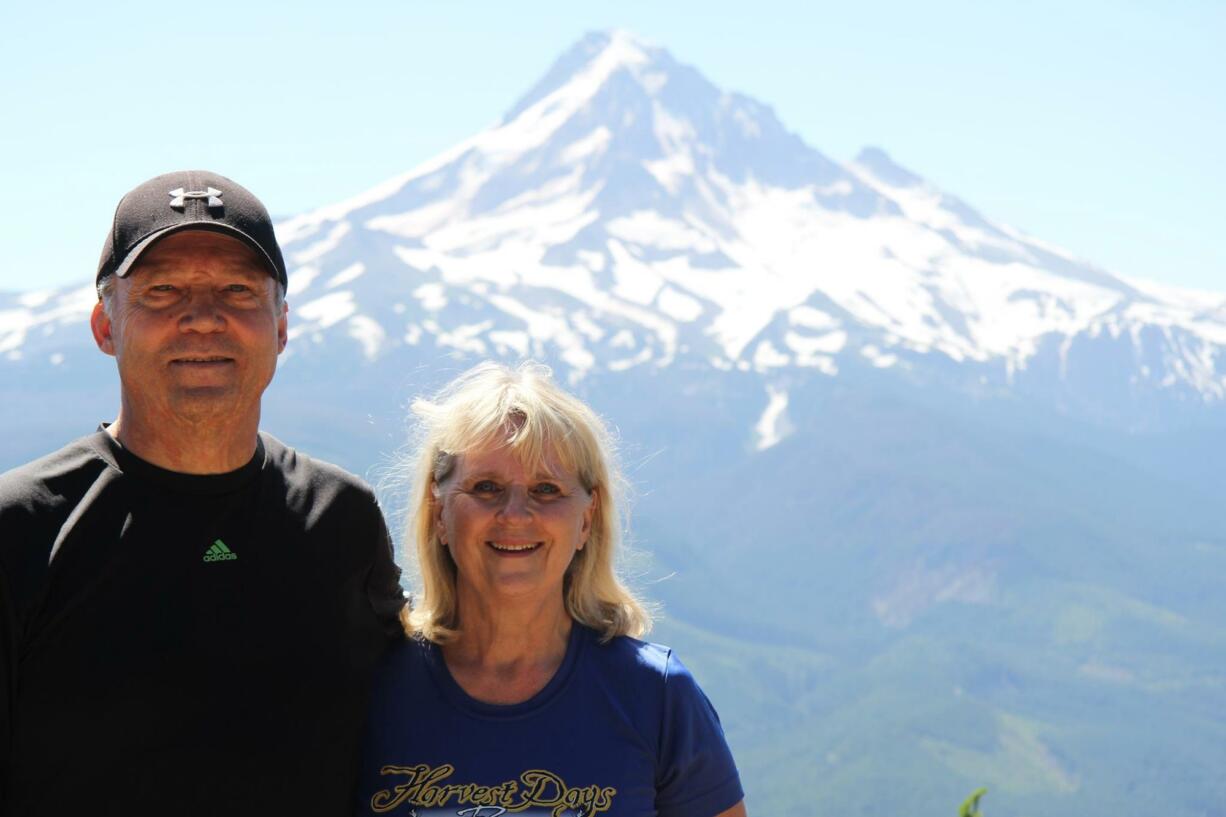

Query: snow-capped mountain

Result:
[3,30,1223,430]
[228,29,1226,418]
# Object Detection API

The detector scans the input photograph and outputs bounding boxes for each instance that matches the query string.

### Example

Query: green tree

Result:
[958,787,988,817]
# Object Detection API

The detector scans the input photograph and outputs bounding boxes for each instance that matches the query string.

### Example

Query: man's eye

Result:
[150,284,177,293]
[225,284,253,293]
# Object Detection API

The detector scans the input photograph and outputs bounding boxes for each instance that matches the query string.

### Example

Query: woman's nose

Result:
[495,486,534,522]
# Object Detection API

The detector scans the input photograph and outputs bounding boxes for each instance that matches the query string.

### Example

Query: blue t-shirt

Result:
[357,623,743,817]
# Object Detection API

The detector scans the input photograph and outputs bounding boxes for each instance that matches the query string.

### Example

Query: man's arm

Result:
[0,562,15,816]
[365,504,406,639]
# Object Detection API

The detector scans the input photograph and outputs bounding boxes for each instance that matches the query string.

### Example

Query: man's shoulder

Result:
[0,432,110,515]
[255,434,396,575]
[0,434,112,591]
[258,432,379,507]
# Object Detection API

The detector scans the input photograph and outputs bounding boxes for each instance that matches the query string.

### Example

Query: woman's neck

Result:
[443,592,573,704]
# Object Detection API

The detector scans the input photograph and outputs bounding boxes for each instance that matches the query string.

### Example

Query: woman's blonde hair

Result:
[402,360,650,644]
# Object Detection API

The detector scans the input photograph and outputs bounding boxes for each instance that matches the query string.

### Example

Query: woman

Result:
[357,361,746,817]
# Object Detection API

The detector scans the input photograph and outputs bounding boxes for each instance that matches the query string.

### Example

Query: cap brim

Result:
[112,222,285,286]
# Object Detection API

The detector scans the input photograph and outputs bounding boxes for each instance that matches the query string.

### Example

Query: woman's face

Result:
[434,443,596,607]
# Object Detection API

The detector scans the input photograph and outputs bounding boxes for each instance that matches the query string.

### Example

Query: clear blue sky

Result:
[2,0,1222,294]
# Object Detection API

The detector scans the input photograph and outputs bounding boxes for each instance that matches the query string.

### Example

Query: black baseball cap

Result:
[96,170,288,289]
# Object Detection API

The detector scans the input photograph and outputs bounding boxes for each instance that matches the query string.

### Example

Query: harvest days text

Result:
[371,763,617,816]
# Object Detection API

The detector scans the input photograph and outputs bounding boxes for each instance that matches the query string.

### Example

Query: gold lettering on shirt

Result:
[372,763,616,816]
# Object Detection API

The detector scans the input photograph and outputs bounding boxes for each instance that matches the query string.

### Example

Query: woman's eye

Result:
[471,480,499,494]
[533,483,561,496]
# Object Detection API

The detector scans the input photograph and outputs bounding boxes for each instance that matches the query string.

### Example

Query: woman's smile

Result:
[486,539,543,554]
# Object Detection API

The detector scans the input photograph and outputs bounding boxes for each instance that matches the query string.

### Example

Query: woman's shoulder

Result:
[580,628,697,692]
[586,626,664,663]
[580,627,742,816]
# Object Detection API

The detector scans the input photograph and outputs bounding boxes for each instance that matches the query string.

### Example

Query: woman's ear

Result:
[431,481,447,545]
[578,486,597,550]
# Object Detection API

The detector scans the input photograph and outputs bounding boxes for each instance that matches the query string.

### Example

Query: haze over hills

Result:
[3,30,1224,817]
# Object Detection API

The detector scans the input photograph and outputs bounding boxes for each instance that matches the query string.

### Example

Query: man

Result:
[0,171,405,815]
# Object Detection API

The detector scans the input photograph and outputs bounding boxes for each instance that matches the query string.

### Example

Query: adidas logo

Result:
[203,539,238,563]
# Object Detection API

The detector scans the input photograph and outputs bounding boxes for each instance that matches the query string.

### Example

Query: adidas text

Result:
[203,540,238,563]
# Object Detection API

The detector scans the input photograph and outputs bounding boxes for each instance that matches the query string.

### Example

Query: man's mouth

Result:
[171,356,234,365]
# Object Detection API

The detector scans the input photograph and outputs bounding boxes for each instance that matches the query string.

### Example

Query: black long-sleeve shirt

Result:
[0,429,405,816]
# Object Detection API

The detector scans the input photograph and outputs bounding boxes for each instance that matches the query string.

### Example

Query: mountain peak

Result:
[555,28,660,73]
[502,29,665,123]
[488,29,853,198]
[588,28,657,55]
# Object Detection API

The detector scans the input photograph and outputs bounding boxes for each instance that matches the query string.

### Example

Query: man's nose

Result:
[178,288,226,332]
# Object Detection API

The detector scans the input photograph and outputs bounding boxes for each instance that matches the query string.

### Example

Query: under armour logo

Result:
[168,187,223,211]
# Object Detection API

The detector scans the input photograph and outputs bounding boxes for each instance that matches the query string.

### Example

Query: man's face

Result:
[91,231,288,425]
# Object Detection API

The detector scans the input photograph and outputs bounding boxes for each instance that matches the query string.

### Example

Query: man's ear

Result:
[276,300,288,354]
[90,301,116,357]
